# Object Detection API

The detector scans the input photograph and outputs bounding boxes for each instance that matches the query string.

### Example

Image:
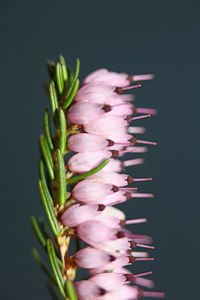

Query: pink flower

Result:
[87,171,132,187]
[67,102,111,125]
[77,220,122,245]
[75,247,114,269]
[68,150,114,173]
[59,67,164,299]
[72,180,116,204]
[68,133,113,152]
[75,84,125,105]
[83,68,154,87]
[61,204,105,227]
[83,69,129,87]
[89,273,127,291]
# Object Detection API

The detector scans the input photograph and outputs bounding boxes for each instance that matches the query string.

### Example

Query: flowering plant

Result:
[31,56,164,300]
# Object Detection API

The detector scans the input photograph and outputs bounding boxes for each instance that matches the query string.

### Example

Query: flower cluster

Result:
[60,69,164,299]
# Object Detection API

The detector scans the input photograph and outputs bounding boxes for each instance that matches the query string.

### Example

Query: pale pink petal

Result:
[101,206,125,220]
[87,172,130,187]
[75,280,102,300]
[61,204,104,227]
[67,102,106,125]
[68,133,110,152]
[77,220,117,245]
[83,68,129,86]
[89,273,126,291]
[68,150,112,173]
[75,247,112,269]
[106,103,133,117]
[72,180,114,203]
[95,237,131,252]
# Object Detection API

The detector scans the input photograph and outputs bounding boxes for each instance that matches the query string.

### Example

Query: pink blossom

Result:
[68,133,112,152]
[99,158,122,173]
[75,247,114,269]
[72,180,116,204]
[58,66,164,299]
[67,102,111,125]
[77,220,120,245]
[101,206,125,220]
[75,84,124,105]
[61,204,105,227]
[83,68,154,87]
[89,273,127,291]
[68,150,114,173]
[75,280,103,300]
[87,171,132,187]
[83,68,129,87]
[106,103,133,117]
[84,115,127,137]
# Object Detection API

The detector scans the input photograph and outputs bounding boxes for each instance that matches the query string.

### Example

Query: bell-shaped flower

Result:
[72,180,115,204]
[68,150,113,173]
[67,102,111,125]
[77,220,120,246]
[68,133,112,152]
[75,246,114,269]
[83,68,129,87]
[61,204,105,227]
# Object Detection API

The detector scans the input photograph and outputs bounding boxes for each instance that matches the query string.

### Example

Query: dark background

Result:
[1,0,199,299]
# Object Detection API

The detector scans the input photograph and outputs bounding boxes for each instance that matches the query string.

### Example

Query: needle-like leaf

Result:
[57,149,66,206]
[58,109,67,155]
[47,239,66,298]
[68,158,110,184]
[31,216,46,248]
[49,80,58,116]
[68,68,74,85]
[40,135,55,180]
[56,62,64,95]
[65,280,78,300]
[32,248,56,284]
[44,110,54,151]
[65,58,80,98]
[39,159,54,205]
[59,55,68,82]
[63,79,79,109]
[38,180,61,237]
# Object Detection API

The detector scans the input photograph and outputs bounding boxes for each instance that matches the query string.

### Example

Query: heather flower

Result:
[32,56,164,300]
[83,68,154,86]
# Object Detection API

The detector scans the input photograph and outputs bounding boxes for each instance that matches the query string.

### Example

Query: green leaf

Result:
[73,58,80,84]
[38,180,61,237]
[40,135,55,180]
[47,239,66,298]
[68,68,74,85]
[39,159,54,205]
[56,63,64,95]
[65,280,78,300]
[31,216,46,248]
[59,56,68,82]
[38,217,63,267]
[57,149,66,206]
[44,110,54,151]
[67,58,80,97]
[68,158,110,184]
[63,79,79,109]
[32,248,56,284]
[58,109,67,155]
[49,80,59,116]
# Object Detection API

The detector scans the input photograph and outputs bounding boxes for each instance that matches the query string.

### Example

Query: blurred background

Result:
[1,0,200,299]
